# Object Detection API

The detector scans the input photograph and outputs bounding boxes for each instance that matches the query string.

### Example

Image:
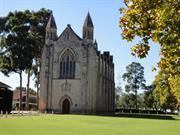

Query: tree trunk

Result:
[19,71,22,110]
[36,81,39,110]
[135,90,138,109]
[26,70,30,110]
[134,69,138,109]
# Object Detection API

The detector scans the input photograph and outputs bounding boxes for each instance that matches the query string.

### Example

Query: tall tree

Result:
[29,8,51,109]
[144,85,155,109]
[0,10,35,109]
[0,9,51,110]
[119,1,180,105]
[122,62,146,109]
[169,75,180,109]
[119,0,180,75]
[25,68,34,110]
[153,70,177,111]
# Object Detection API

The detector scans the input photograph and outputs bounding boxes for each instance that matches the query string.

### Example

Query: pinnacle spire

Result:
[83,12,94,27]
[94,39,97,44]
[46,13,57,29]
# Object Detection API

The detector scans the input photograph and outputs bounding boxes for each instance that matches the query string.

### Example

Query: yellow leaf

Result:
[152,33,158,42]
[124,0,129,3]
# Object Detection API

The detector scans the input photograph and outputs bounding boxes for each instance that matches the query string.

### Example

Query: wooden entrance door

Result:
[62,99,70,114]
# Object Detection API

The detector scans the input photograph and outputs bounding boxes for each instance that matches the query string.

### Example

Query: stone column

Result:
[96,52,101,112]
[99,58,103,112]
[101,55,105,112]
[112,63,115,112]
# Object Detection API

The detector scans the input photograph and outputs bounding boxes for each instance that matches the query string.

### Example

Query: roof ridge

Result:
[57,24,82,41]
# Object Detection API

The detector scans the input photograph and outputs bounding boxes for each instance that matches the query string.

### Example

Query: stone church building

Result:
[39,12,115,114]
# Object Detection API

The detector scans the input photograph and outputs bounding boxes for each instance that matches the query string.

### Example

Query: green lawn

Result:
[0,114,179,135]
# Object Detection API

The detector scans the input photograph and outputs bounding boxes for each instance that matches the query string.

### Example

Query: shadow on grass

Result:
[85,113,178,120]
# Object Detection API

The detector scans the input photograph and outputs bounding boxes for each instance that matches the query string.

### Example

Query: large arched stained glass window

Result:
[59,49,75,79]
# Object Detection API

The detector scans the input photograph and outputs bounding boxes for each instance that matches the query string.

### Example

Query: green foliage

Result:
[0,8,51,110]
[169,75,180,108]
[0,8,51,74]
[1,10,34,73]
[120,0,180,76]
[144,85,155,109]
[137,93,145,109]
[116,89,146,109]
[117,93,137,109]
[115,86,122,107]
[122,62,146,108]
[153,70,178,110]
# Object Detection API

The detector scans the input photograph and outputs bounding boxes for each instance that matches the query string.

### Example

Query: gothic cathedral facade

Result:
[39,13,115,114]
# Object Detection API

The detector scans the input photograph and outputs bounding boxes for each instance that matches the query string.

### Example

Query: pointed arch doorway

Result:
[60,95,72,114]
[62,99,70,114]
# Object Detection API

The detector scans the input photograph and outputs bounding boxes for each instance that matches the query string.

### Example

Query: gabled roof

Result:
[83,12,94,27]
[46,14,57,29]
[57,24,82,41]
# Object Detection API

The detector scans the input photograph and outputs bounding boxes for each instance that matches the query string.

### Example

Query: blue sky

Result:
[0,0,160,90]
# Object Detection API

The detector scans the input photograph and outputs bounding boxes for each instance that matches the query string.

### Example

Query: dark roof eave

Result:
[0,82,11,89]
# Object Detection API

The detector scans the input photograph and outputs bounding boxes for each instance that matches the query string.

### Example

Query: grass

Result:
[0,114,179,135]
